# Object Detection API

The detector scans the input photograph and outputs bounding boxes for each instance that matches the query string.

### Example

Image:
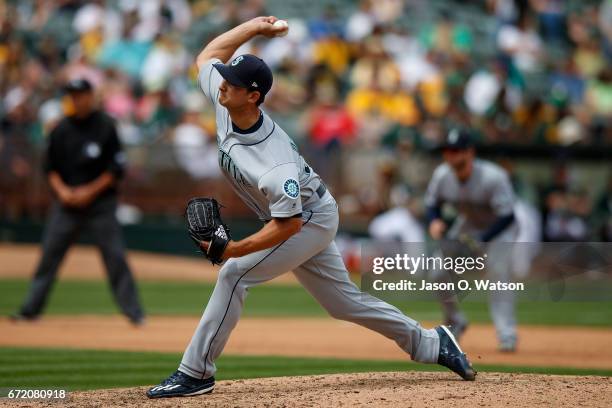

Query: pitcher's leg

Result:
[293,241,439,363]
[179,258,248,379]
[180,213,335,379]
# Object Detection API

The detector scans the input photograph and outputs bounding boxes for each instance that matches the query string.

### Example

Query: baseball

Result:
[272,19,289,37]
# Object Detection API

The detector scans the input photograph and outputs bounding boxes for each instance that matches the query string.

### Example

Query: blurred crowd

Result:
[0,0,611,238]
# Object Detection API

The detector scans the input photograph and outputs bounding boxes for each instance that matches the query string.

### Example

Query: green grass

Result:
[0,347,610,391]
[1,279,611,326]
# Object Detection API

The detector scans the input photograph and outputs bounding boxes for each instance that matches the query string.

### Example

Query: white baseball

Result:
[272,20,289,37]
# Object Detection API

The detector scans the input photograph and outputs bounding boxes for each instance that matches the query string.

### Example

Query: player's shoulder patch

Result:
[283,178,300,199]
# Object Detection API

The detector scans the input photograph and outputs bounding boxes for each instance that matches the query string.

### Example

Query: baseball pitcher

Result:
[147,17,476,399]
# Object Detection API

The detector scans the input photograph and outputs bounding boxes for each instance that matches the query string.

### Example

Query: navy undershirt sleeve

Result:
[480,213,515,242]
[426,205,442,226]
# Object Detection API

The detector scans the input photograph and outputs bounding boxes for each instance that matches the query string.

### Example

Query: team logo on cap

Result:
[231,56,244,66]
[283,179,300,199]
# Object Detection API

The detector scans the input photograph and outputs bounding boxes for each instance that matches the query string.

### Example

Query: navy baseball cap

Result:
[442,128,474,150]
[213,54,273,98]
[64,78,93,93]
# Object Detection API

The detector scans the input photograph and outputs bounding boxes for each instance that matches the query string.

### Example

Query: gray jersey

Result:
[199,59,322,220]
[425,159,519,344]
[424,159,516,237]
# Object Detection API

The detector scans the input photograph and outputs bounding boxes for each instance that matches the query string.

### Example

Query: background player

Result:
[425,129,518,352]
[147,16,476,399]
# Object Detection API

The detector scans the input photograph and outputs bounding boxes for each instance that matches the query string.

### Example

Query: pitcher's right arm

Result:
[196,16,285,69]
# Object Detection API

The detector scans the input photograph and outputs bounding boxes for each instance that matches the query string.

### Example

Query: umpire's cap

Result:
[64,78,93,93]
[442,128,474,150]
[213,54,273,99]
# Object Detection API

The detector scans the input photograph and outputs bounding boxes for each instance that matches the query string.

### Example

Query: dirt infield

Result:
[3,315,612,370]
[2,372,610,408]
[0,244,296,284]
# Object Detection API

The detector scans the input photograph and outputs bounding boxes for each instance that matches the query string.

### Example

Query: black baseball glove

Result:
[185,197,231,265]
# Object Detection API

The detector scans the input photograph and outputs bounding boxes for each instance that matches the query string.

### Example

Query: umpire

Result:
[11,79,145,325]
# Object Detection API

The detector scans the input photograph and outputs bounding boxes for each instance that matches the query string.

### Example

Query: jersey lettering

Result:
[218,149,250,187]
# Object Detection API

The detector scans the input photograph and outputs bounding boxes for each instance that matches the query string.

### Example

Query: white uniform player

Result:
[147,17,475,399]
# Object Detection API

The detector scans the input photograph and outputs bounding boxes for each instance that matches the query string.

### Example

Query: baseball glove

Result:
[454,233,487,261]
[185,197,231,264]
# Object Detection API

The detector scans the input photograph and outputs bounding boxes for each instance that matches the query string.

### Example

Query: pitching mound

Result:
[6,372,610,408]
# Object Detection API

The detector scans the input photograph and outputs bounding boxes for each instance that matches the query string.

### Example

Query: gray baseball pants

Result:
[179,194,440,379]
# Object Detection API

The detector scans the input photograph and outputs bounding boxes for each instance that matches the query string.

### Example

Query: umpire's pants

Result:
[18,196,144,321]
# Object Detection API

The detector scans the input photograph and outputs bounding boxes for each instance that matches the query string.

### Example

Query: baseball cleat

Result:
[436,325,477,381]
[147,370,215,398]
[128,315,146,327]
[9,312,39,322]
[498,337,517,353]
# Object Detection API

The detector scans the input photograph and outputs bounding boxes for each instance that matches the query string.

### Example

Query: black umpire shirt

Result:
[44,110,125,201]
